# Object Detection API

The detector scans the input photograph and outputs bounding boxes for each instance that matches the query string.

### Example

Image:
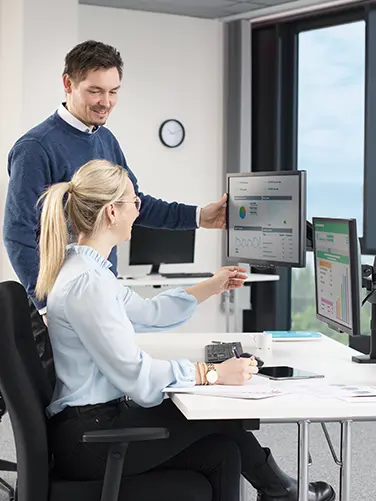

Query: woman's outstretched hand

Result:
[210,266,248,294]
[184,266,248,304]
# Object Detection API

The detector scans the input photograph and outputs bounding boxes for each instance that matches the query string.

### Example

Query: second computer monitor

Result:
[312,217,361,336]
[129,226,195,275]
[226,170,307,267]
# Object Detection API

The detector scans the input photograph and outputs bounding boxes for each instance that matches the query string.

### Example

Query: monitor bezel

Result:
[312,217,361,337]
[226,170,307,268]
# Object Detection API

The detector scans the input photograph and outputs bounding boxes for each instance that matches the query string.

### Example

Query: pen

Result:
[233,346,240,358]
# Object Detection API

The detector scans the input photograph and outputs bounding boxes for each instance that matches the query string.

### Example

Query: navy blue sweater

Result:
[3,112,197,310]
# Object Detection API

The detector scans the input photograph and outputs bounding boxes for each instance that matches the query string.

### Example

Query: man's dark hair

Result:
[63,40,123,81]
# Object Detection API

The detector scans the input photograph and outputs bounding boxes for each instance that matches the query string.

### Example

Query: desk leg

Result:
[339,420,352,501]
[224,290,231,332]
[297,420,310,501]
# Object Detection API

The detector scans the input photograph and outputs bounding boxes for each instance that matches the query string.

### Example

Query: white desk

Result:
[136,332,376,501]
[121,274,279,332]
[120,273,279,288]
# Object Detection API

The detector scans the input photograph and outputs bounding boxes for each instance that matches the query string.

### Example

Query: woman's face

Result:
[112,181,141,242]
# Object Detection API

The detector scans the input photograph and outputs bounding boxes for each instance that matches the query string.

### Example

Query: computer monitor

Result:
[129,226,195,275]
[312,217,361,337]
[226,171,307,267]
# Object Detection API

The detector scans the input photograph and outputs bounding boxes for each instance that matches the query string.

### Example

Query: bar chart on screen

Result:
[336,268,350,324]
[317,252,351,328]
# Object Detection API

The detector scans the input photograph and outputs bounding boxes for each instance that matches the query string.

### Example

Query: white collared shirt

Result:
[57,103,96,133]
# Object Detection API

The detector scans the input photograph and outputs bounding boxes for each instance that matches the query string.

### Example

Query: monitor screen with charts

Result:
[313,217,361,336]
[226,171,307,267]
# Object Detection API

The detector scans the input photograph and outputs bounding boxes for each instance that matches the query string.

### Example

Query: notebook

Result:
[265,330,322,341]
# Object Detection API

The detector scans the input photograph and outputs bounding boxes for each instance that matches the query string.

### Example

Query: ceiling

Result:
[79,0,303,19]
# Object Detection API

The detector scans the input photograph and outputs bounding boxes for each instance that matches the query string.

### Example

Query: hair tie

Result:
[67,182,74,194]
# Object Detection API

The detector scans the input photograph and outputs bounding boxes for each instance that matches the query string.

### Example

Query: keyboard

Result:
[161,272,213,279]
[205,342,243,364]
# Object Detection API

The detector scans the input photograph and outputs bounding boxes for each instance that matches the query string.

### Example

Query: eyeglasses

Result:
[118,196,141,212]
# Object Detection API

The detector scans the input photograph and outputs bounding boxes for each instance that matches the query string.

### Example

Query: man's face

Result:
[64,67,121,127]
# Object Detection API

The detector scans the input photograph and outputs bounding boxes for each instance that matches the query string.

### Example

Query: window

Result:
[291,20,368,343]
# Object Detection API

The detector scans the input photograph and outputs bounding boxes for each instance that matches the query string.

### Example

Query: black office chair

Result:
[0,394,17,500]
[0,281,212,501]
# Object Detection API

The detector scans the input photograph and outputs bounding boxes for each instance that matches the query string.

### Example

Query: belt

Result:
[49,396,129,424]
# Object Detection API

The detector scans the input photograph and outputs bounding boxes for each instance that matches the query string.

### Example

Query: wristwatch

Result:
[206,363,219,385]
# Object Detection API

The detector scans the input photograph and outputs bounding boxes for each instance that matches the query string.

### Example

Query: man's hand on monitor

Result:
[199,193,227,229]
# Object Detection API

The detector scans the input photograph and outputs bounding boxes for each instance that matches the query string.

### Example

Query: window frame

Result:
[250,2,376,355]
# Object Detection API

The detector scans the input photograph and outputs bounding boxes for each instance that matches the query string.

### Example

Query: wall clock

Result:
[159,119,185,148]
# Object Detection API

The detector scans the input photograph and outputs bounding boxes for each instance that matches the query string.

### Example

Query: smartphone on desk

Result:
[258,366,324,381]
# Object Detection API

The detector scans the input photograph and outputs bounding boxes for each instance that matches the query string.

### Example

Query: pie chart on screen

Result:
[239,206,246,219]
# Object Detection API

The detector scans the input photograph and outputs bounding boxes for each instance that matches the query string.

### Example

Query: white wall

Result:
[79,6,226,332]
[0,0,78,280]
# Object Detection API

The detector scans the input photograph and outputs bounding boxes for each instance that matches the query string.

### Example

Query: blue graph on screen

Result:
[235,236,262,249]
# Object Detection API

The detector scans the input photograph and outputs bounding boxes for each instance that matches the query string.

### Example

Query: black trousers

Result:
[49,398,266,501]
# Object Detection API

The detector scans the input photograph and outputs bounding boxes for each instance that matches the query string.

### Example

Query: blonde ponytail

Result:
[35,160,129,301]
[35,182,70,300]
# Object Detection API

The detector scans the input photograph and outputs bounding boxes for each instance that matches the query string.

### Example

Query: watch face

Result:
[206,369,218,384]
[159,119,185,148]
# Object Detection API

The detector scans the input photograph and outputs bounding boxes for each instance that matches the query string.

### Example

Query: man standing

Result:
[3,40,226,381]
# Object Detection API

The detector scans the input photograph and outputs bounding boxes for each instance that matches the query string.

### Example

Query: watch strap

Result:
[206,363,218,385]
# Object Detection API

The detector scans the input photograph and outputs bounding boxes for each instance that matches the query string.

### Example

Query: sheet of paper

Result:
[317,383,376,402]
[163,377,287,400]
[164,378,376,402]
[164,386,284,400]
[272,381,376,402]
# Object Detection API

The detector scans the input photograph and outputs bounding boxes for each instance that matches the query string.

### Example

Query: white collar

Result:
[58,103,97,134]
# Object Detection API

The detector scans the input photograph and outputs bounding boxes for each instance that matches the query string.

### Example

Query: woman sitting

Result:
[36,159,335,501]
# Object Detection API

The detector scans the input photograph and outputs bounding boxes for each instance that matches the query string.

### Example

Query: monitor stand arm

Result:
[352,257,376,363]
[148,264,161,275]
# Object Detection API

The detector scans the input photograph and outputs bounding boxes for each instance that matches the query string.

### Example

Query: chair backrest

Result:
[0,281,53,501]
[0,392,6,420]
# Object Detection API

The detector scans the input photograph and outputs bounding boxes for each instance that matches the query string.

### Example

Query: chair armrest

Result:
[0,459,17,472]
[82,427,169,444]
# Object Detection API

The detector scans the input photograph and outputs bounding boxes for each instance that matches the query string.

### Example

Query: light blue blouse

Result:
[46,245,197,417]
